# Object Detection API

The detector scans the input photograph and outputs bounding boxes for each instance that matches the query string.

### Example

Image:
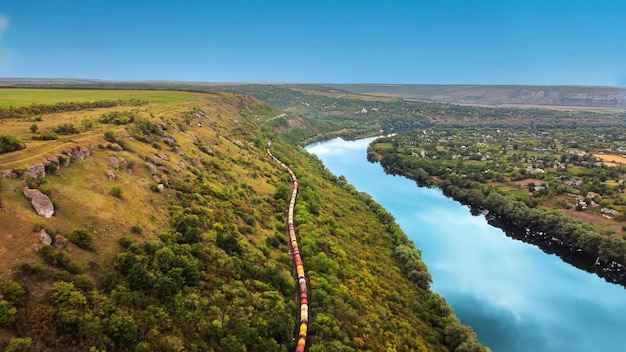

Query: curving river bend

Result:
[306,137,626,352]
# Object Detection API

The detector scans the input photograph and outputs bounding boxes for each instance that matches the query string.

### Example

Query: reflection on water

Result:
[307,137,626,352]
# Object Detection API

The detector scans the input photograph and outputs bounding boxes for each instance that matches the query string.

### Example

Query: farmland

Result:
[0,88,197,108]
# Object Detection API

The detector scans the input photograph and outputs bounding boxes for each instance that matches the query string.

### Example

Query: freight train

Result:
[267,141,309,352]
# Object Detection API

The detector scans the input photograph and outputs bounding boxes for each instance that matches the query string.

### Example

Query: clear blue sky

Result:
[1,0,625,86]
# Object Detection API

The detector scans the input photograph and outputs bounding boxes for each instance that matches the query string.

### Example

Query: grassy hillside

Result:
[0,89,486,351]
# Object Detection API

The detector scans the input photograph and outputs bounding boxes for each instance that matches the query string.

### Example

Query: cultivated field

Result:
[0,88,197,107]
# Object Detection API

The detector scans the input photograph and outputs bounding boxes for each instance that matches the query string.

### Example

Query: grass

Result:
[0,88,198,107]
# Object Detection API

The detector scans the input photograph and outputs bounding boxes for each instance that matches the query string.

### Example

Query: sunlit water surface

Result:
[306,137,626,352]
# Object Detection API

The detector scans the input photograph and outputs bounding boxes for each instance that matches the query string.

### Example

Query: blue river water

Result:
[306,137,626,352]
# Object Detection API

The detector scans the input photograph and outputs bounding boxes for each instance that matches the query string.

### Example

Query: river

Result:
[306,137,626,352]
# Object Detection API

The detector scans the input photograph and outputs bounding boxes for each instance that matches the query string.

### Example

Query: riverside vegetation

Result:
[0,88,486,351]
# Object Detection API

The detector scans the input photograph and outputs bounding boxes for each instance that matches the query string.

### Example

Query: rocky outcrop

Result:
[39,229,52,245]
[73,147,91,160]
[23,188,54,218]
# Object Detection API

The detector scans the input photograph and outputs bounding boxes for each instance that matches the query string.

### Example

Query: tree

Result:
[30,123,39,133]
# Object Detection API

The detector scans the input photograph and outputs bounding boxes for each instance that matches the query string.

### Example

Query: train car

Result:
[295,338,306,352]
[299,278,307,293]
[299,324,308,338]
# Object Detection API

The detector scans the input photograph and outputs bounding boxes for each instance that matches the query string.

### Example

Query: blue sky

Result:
[1,1,625,86]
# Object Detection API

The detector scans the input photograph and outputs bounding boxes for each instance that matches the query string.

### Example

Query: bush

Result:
[68,229,96,251]
[104,130,117,143]
[110,185,124,198]
[99,111,137,125]
[0,135,26,154]
[52,123,80,135]
[32,131,57,140]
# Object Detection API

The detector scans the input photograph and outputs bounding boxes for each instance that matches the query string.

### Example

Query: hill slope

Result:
[0,89,486,351]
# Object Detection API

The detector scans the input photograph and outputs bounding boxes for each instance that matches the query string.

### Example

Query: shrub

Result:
[104,130,117,143]
[110,185,124,198]
[68,229,96,251]
[52,123,80,135]
[30,123,38,133]
[32,131,57,140]
[0,135,26,154]
[99,111,136,125]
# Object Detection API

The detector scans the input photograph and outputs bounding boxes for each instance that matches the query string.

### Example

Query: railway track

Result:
[267,141,309,352]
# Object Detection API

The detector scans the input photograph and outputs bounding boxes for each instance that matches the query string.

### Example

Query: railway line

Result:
[267,141,309,352]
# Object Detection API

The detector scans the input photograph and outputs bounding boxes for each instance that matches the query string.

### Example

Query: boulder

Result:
[144,162,157,174]
[73,147,91,160]
[25,163,46,179]
[157,184,165,192]
[106,170,116,181]
[109,156,120,169]
[157,152,170,161]
[23,188,54,218]
[53,235,66,249]
[39,229,52,245]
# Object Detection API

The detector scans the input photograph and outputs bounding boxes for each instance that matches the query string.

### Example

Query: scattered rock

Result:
[192,157,203,167]
[153,175,162,183]
[106,170,116,181]
[149,156,161,165]
[39,229,52,245]
[161,137,175,145]
[109,156,120,169]
[201,146,214,155]
[53,235,66,249]
[157,184,164,192]
[174,146,184,156]
[157,152,170,161]
[23,188,54,218]
[73,147,91,160]
[1,170,18,178]
[177,161,186,169]
[144,162,157,174]
[107,143,123,151]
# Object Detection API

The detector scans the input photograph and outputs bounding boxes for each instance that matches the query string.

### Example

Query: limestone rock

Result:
[201,146,213,155]
[53,235,66,249]
[39,229,52,245]
[73,147,91,160]
[23,188,54,218]
[106,170,116,181]
[157,152,170,161]
[144,162,157,174]
[109,156,120,169]
[25,163,46,179]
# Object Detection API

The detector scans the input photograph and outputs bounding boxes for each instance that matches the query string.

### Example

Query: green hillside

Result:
[0,89,486,351]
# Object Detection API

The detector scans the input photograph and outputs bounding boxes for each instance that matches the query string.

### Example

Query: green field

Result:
[0,88,198,107]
